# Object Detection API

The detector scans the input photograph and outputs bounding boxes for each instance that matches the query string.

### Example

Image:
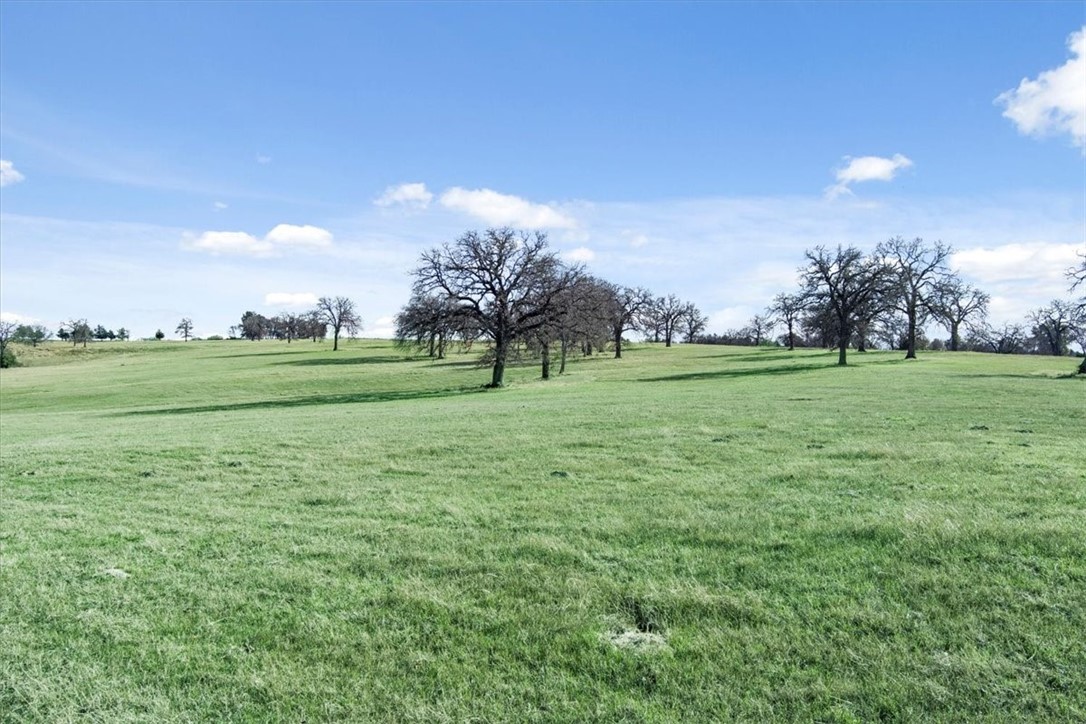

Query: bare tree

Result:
[411,228,580,387]
[63,319,92,348]
[800,245,893,366]
[932,279,989,352]
[877,237,953,359]
[679,303,708,343]
[175,318,194,341]
[654,295,688,347]
[606,284,653,359]
[314,296,361,351]
[769,293,806,351]
[1028,300,1082,356]
[746,313,774,346]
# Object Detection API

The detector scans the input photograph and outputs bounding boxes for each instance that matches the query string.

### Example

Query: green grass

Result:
[2,340,1084,721]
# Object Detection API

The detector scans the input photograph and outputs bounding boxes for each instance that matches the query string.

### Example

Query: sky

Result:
[1,1,1084,340]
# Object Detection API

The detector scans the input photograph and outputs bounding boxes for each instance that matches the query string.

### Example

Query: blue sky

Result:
[1,2,1083,340]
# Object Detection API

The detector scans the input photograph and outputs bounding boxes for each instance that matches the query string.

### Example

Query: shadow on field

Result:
[112,387,484,416]
[641,357,907,383]
[211,348,326,359]
[276,355,408,366]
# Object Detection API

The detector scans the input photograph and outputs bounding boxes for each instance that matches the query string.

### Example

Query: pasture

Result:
[1,340,1083,721]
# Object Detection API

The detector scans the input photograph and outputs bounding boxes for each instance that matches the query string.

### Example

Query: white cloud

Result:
[439,187,576,229]
[952,242,1079,285]
[265,223,333,249]
[374,182,433,209]
[0,310,37,324]
[0,160,26,187]
[996,26,1086,151]
[186,231,272,256]
[183,223,334,256]
[564,247,596,263]
[213,201,228,211]
[255,154,272,165]
[826,154,913,199]
[264,292,319,307]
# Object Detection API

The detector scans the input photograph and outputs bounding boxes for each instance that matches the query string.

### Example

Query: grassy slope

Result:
[1,341,1083,722]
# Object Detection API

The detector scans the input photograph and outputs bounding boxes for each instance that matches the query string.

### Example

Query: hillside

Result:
[2,340,1083,721]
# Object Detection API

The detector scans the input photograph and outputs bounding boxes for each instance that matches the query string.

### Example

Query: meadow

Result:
[1,340,1083,722]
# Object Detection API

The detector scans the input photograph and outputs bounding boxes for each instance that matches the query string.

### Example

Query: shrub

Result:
[1,346,19,368]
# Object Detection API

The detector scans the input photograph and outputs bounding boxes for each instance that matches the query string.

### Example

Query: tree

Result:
[800,245,893,366]
[679,303,708,343]
[769,293,806,351]
[314,296,361,352]
[239,311,270,341]
[878,237,953,359]
[64,319,92,348]
[175,318,194,341]
[605,284,653,359]
[154,329,165,341]
[116,327,130,341]
[1028,300,1082,356]
[13,324,52,347]
[653,295,688,347]
[411,227,581,388]
[746,313,774,346]
[0,321,16,367]
[271,313,303,343]
[932,279,989,352]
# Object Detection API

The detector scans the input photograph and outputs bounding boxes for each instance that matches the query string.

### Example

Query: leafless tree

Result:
[175,318,194,341]
[746,313,774,346]
[769,292,806,351]
[314,296,361,351]
[1028,299,1082,356]
[605,284,653,359]
[877,237,953,359]
[679,303,708,343]
[800,245,894,366]
[411,228,580,387]
[931,279,989,352]
[63,318,92,348]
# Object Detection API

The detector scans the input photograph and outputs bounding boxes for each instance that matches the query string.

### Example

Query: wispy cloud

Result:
[563,247,596,263]
[374,182,433,209]
[256,154,272,165]
[264,292,319,307]
[826,154,913,199]
[0,160,26,187]
[213,201,228,211]
[439,187,576,229]
[183,223,334,257]
[996,26,1086,152]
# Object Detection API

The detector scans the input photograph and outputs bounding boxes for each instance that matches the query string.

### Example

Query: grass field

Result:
[1,340,1083,722]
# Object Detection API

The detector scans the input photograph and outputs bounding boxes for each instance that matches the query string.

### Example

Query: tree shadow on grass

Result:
[112,387,486,417]
[275,355,410,366]
[641,357,908,383]
[209,348,328,359]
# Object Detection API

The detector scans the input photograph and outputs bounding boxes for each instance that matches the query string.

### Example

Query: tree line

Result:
[698,239,1085,371]
[395,227,707,387]
[229,296,361,351]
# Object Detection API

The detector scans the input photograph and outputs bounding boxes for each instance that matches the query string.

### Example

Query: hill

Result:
[2,340,1083,721]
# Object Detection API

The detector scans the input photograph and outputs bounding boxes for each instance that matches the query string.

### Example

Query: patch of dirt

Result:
[102,568,130,579]
[603,629,669,653]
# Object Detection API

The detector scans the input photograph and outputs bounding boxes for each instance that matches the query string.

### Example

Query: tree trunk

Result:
[559,338,568,375]
[490,334,508,387]
[787,323,795,351]
[905,312,917,359]
[613,327,623,359]
[437,333,446,360]
[838,336,848,366]
[1078,356,1086,375]
[332,327,340,351]
[541,341,550,380]
[949,322,960,352]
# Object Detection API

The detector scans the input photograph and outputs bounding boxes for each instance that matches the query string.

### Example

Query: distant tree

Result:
[314,296,361,352]
[270,313,304,343]
[967,322,1028,354]
[800,245,893,366]
[154,329,165,341]
[411,227,581,387]
[1028,300,1082,356]
[605,284,653,359]
[932,279,989,352]
[746,313,775,346]
[769,293,806,351]
[64,319,92,348]
[175,318,194,341]
[679,303,708,344]
[878,237,953,359]
[0,321,16,366]
[653,294,688,347]
[13,324,52,347]
[239,311,270,341]
[116,327,130,342]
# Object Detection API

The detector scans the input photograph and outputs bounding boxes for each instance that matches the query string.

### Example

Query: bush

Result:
[206,335,224,341]
[1,346,19,368]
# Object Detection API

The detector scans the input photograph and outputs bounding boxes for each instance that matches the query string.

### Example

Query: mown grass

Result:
[1,340,1083,721]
